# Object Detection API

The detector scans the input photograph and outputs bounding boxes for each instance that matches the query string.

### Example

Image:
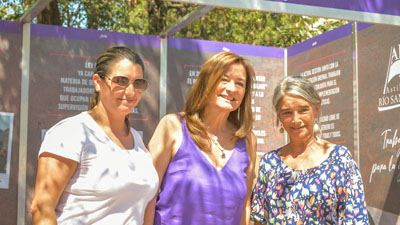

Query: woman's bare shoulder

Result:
[158,113,182,130]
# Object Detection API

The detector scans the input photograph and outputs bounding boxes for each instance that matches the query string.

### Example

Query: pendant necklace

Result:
[211,136,226,158]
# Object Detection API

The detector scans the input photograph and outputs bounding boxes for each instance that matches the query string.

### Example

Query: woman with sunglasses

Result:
[31,46,159,225]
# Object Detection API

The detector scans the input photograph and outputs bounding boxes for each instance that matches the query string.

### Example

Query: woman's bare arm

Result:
[143,114,183,225]
[31,152,77,225]
[240,132,257,225]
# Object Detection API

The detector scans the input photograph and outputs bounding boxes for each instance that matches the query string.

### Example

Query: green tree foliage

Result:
[174,9,347,48]
[0,0,348,48]
[0,0,32,21]
[0,0,59,24]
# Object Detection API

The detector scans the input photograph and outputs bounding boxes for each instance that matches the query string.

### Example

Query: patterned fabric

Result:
[251,145,369,225]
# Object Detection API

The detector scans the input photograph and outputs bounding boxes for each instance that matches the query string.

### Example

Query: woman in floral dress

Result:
[251,76,369,225]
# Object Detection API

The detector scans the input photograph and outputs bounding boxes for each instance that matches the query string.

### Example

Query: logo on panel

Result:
[379,45,400,111]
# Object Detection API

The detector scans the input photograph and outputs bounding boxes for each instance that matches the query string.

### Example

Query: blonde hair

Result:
[183,52,255,151]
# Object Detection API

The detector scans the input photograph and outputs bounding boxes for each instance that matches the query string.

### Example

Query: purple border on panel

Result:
[168,37,284,58]
[288,23,353,57]
[31,24,160,48]
[357,22,374,31]
[265,0,400,16]
[0,20,22,34]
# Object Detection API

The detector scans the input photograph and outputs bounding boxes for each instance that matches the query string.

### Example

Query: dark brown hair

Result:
[89,46,144,132]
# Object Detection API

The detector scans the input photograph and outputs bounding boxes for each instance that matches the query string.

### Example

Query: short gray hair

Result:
[272,75,321,112]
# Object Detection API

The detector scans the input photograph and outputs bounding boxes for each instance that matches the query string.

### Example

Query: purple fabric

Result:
[154,116,249,225]
[288,23,353,57]
[168,37,284,58]
[264,0,400,16]
[357,22,374,31]
[0,20,22,34]
[31,24,160,47]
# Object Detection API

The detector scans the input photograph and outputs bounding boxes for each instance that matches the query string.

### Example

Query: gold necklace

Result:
[211,136,226,158]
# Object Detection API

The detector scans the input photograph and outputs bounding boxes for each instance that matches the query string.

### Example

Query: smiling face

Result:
[278,94,320,142]
[94,58,144,117]
[207,63,247,113]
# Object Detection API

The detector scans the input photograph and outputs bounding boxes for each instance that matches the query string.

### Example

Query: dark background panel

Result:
[288,35,354,153]
[166,48,214,114]
[245,55,284,152]
[0,30,22,225]
[358,24,400,215]
[166,47,284,153]
[26,32,160,224]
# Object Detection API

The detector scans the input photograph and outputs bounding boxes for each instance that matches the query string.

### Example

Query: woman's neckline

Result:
[84,111,136,151]
[277,144,337,172]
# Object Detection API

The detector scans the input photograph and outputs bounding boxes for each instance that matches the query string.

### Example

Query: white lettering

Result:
[253,83,267,90]
[59,95,69,101]
[58,104,88,111]
[369,163,387,183]
[60,77,81,85]
[255,76,265,82]
[318,87,340,97]
[253,130,266,137]
[381,129,400,150]
[257,138,265,144]
[63,86,94,94]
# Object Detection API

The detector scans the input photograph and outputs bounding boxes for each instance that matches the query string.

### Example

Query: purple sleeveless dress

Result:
[154,116,249,225]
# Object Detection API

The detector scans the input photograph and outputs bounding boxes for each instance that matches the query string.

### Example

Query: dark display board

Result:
[6,19,400,224]
[0,20,22,225]
[25,24,160,223]
[166,38,284,152]
[288,24,354,153]
[358,24,400,219]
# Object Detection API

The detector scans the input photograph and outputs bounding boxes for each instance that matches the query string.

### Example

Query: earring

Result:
[314,121,321,137]
[279,123,284,133]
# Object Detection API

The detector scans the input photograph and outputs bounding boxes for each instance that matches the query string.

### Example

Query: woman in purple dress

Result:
[145,52,257,225]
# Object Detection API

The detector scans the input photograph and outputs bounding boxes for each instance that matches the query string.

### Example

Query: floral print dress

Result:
[250,145,369,225]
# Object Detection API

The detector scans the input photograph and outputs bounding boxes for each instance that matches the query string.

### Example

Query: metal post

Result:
[20,0,52,23]
[17,22,31,225]
[352,22,360,165]
[159,38,168,119]
[283,48,288,144]
[169,0,400,26]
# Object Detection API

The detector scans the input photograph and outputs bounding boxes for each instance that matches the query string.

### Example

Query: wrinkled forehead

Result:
[278,94,314,110]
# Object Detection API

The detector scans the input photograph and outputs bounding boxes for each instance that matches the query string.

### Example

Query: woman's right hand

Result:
[31,152,77,225]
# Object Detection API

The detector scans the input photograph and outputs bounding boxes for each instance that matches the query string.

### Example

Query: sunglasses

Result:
[101,75,148,92]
